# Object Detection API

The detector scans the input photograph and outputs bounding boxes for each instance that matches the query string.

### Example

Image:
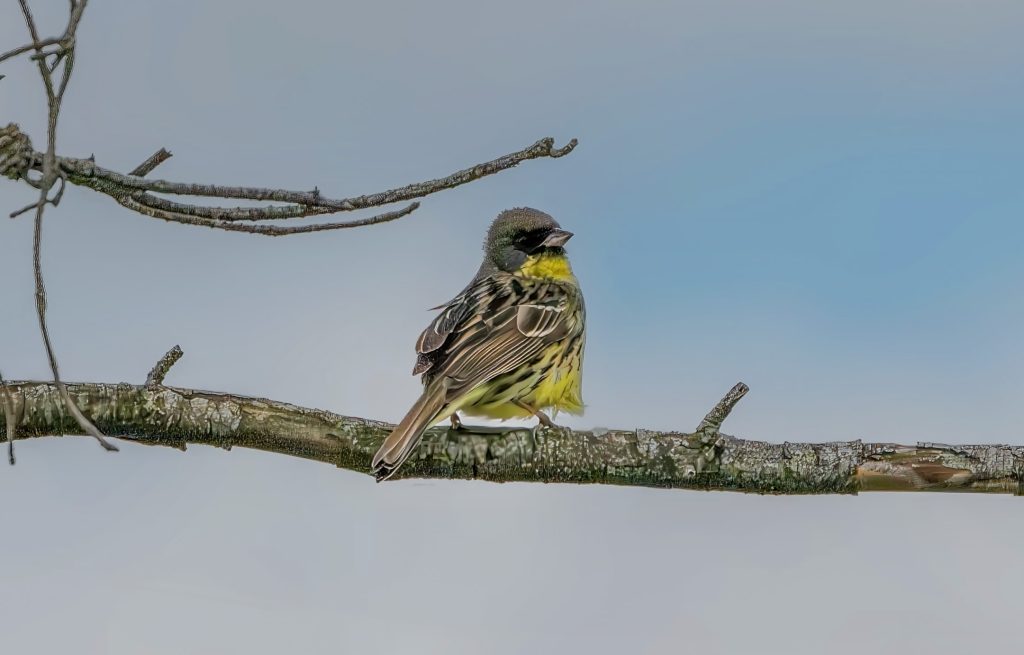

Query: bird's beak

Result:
[542,229,574,247]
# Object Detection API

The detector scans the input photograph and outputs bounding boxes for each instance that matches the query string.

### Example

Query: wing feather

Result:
[413,274,581,397]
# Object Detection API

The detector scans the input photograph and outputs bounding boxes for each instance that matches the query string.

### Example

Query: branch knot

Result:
[0,124,34,181]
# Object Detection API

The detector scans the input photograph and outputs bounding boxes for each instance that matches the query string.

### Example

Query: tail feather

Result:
[372,383,449,480]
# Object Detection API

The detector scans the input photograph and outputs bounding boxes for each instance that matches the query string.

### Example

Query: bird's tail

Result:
[372,382,449,481]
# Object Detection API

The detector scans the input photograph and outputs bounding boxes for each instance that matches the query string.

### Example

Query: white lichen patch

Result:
[184,396,241,435]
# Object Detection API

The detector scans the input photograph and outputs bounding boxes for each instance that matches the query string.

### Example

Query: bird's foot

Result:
[534,410,559,429]
[514,401,563,430]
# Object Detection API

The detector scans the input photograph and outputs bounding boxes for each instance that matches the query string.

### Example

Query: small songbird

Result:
[372,207,586,480]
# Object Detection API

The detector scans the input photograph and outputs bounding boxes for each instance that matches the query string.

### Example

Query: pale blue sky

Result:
[3,1,1024,653]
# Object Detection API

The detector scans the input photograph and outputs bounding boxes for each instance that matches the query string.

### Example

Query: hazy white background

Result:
[3,1,1024,652]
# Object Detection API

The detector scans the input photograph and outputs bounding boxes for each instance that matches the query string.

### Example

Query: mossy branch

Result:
[2,377,1021,495]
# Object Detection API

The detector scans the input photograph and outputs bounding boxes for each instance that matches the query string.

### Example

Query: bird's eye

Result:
[516,230,549,252]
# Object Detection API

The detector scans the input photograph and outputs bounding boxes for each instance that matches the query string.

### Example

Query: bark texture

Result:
[3,380,1022,495]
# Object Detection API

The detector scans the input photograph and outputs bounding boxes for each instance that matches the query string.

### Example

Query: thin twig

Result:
[9,201,37,218]
[9,174,65,218]
[135,194,339,221]
[4,126,575,232]
[0,132,580,230]
[58,137,577,208]
[18,0,42,44]
[145,346,183,387]
[54,48,74,100]
[129,148,172,177]
[0,37,61,66]
[124,148,364,224]
[24,136,578,232]
[31,199,116,451]
[119,194,420,235]
[123,149,354,223]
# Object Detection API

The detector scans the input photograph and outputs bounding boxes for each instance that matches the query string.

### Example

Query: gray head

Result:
[479,207,574,274]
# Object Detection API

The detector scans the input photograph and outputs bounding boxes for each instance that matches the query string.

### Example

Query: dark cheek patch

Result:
[501,250,527,272]
[517,229,550,253]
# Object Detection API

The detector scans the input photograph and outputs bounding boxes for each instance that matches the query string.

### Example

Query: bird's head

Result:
[481,207,574,275]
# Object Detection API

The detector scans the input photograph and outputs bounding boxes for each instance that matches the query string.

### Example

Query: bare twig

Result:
[1,125,577,233]
[59,137,577,206]
[119,195,420,235]
[0,37,61,66]
[29,136,577,232]
[122,148,403,225]
[695,382,749,441]
[17,0,42,44]
[145,346,184,388]
[121,147,411,228]
[9,200,38,219]
[135,194,347,221]
[9,174,64,218]
[128,148,172,177]
[31,198,116,452]
[9,0,85,67]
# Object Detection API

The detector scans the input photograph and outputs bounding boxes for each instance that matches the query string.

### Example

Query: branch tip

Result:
[695,382,749,438]
[129,148,173,177]
[9,200,37,219]
[146,345,184,387]
[549,138,578,158]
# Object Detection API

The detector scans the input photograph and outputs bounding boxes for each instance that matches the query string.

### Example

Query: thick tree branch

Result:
[1,379,1020,495]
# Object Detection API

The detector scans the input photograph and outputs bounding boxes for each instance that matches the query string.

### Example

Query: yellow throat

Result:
[518,251,575,281]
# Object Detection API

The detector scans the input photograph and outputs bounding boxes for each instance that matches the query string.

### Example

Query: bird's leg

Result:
[514,401,558,429]
[449,413,464,430]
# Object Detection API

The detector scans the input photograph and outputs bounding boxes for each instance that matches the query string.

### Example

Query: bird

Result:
[371,207,586,480]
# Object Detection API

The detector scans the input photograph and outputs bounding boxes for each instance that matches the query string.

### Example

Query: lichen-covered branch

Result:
[2,380,1021,495]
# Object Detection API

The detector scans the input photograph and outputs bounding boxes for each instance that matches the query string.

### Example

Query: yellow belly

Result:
[456,339,584,421]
